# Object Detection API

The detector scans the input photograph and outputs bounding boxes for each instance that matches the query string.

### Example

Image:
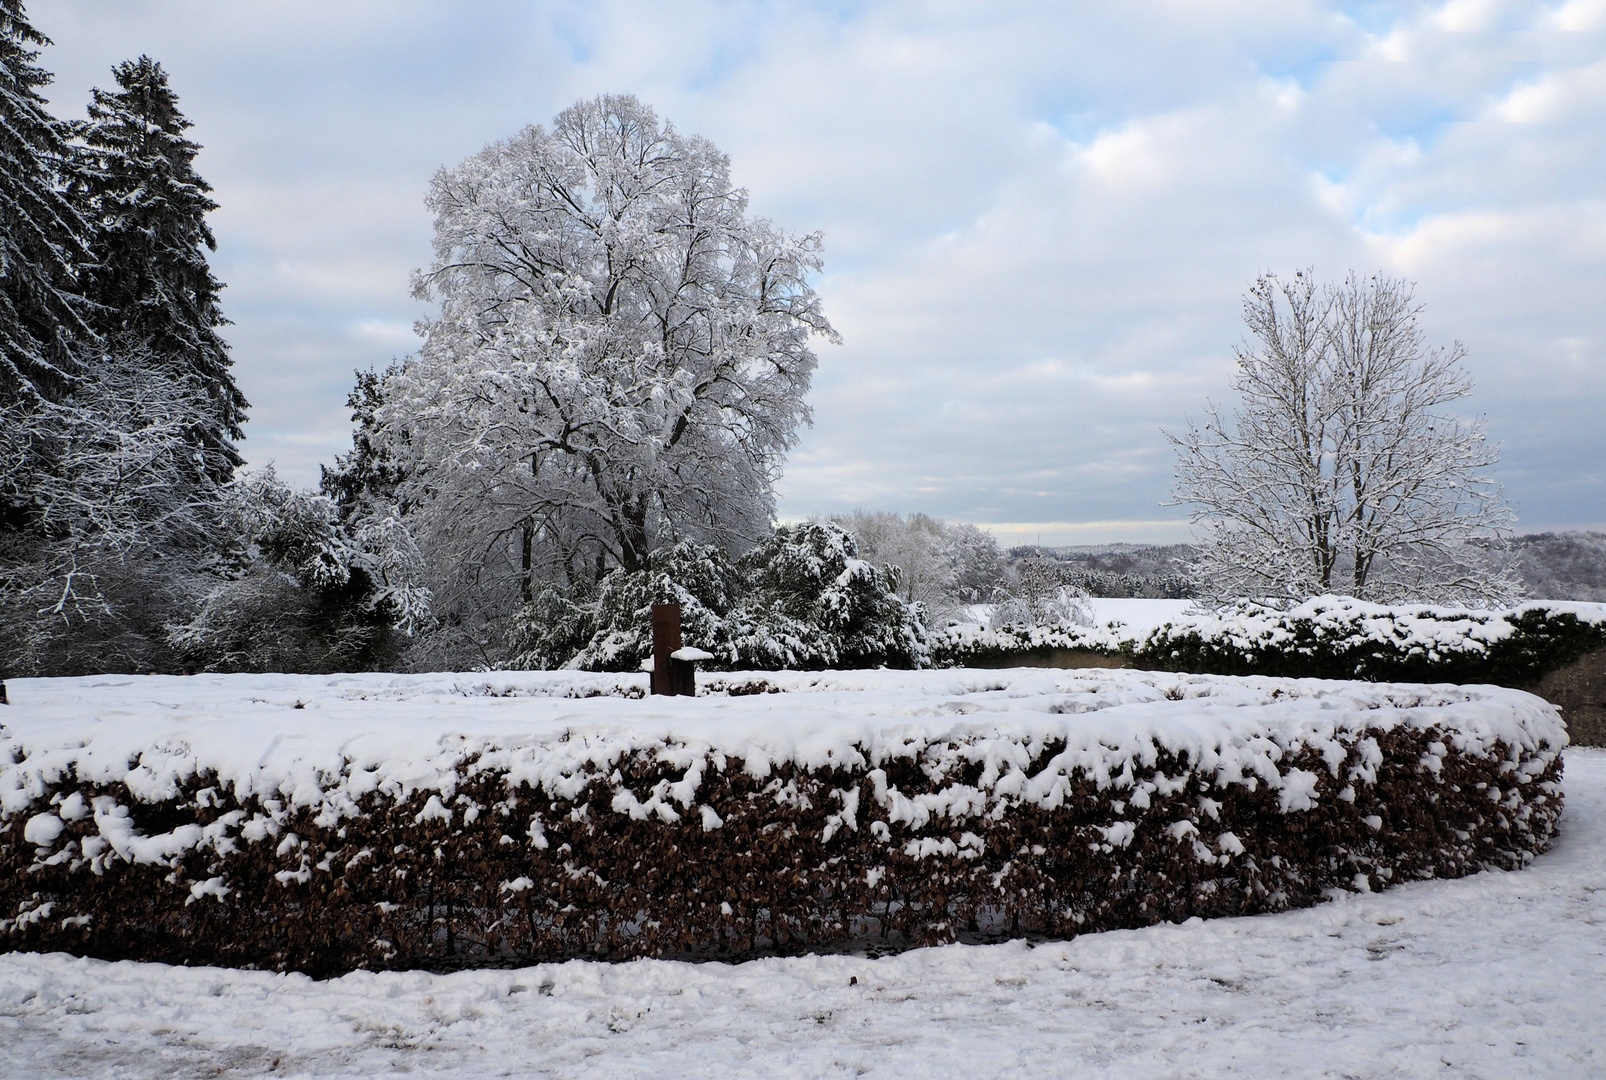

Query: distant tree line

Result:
[1003,544,1198,600]
[998,534,1606,606]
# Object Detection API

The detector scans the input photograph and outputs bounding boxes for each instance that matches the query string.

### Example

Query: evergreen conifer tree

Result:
[76,55,246,479]
[320,366,409,518]
[0,0,94,406]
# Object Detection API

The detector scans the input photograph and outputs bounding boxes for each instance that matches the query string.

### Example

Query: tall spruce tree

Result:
[0,0,94,407]
[77,55,245,479]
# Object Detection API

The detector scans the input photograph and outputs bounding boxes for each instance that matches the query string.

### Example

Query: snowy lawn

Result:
[0,674,1596,1078]
[1,750,1599,1079]
[1083,597,1197,637]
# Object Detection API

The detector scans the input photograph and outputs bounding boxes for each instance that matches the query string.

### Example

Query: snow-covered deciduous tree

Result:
[0,353,233,674]
[75,55,247,478]
[831,510,1004,622]
[379,95,836,608]
[989,557,1094,629]
[1168,271,1517,606]
[2,357,223,612]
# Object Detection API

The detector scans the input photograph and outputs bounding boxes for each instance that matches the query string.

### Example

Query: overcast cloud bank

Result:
[31,0,1606,543]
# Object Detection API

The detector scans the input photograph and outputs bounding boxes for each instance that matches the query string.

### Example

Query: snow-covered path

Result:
[5,751,1603,1080]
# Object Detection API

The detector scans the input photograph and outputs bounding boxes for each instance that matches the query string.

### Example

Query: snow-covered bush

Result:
[990,557,1095,630]
[506,523,927,671]
[1138,596,1606,686]
[0,669,1565,972]
[932,595,1606,690]
[506,542,744,672]
[166,468,431,673]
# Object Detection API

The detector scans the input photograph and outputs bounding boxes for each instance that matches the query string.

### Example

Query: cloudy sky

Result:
[30,0,1606,545]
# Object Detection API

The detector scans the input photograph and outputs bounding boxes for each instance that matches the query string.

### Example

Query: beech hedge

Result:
[1,691,1564,975]
[934,598,1606,688]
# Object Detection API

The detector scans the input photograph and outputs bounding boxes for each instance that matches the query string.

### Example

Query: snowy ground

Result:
[2,738,1599,1077]
[1084,597,1197,636]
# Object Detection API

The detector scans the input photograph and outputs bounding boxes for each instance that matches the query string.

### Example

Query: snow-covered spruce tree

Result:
[0,0,96,555]
[0,0,94,412]
[1,36,254,675]
[1168,271,1517,606]
[379,95,836,624]
[0,3,122,674]
[74,55,246,479]
[320,366,409,515]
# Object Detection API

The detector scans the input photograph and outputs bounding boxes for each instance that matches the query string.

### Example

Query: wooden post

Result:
[672,650,697,696]
[650,604,701,696]
[650,604,682,696]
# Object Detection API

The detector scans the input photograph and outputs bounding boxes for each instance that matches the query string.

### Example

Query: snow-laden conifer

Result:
[0,0,95,406]
[75,55,245,478]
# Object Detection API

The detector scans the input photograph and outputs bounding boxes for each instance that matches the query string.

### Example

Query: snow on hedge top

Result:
[0,669,1565,832]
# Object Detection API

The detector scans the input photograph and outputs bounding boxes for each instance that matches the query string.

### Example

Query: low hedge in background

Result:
[2,712,1563,975]
[934,598,1606,688]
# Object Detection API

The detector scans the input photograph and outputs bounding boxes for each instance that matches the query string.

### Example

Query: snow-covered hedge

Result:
[934,596,1606,688]
[0,670,1565,973]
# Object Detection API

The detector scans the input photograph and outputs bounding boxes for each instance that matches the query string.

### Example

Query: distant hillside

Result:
[1006,533,1606,603]
[1509,532,1606,602]
[1004,543,1199,599]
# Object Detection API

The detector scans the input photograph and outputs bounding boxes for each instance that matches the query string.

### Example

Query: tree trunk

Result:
[520,520,534,604]
[618,497,649,573]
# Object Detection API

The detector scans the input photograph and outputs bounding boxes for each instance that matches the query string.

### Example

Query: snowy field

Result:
[1,749,1598,1078]
[1084,597,1197,637]
[0,670,1595,1078]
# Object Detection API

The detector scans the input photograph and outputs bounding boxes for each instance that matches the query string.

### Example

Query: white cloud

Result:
[1542,0,1606,30]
